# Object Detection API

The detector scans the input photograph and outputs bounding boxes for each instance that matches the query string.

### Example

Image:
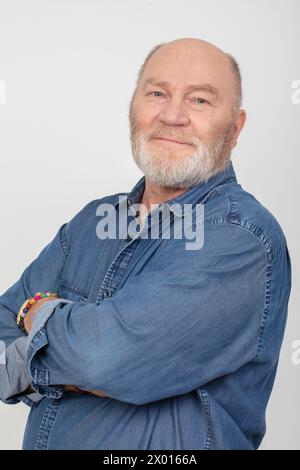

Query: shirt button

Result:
[103,289,112,298]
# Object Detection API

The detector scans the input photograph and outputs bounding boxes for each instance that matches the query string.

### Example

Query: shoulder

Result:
[221,182,288,262]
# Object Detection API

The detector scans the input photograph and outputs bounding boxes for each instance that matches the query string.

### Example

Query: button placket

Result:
[96,238,139,304]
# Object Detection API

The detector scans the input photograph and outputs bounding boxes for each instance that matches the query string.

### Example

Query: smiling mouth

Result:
[153,137,191,145]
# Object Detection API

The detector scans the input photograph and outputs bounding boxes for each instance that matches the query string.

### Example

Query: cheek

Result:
[190,119,213,142]
[191,109,229,142]
[131,103,158,129]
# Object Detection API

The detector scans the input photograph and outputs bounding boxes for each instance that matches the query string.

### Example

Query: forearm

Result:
[0,289,66,405]
[24,297,110,399]
[0,336,44,405]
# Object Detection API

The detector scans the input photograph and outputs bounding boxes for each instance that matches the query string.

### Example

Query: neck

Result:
[140,178,189,213]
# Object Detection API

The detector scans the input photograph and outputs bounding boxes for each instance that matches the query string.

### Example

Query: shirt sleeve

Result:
[0,336,44,406]
[25,298,74,399]
[0,222,68,406]
[24,223,290,406]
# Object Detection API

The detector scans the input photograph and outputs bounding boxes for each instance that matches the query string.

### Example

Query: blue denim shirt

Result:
[0,160,292,449]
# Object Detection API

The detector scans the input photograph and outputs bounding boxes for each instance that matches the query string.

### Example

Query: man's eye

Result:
[147,92,209,105]
[149,91,164,97]
[192,98,208,105]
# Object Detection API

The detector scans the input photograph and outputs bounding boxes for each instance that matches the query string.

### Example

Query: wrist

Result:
[24,296,60,333]
[17,292,59,333]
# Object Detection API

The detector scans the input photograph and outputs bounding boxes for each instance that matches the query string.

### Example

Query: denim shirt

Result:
[0,160,292,449]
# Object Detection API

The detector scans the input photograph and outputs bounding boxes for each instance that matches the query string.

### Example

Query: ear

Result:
[230,109,247,149]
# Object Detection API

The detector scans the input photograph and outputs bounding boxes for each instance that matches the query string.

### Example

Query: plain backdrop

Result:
[0,0,299,450]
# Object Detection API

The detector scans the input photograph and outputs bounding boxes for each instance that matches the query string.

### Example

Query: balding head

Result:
[135,38,242,113]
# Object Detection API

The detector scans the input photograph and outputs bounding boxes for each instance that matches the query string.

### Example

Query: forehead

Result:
[140,46,234,98]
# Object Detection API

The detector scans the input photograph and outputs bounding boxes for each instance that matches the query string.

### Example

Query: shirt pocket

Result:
[58,278,89,302]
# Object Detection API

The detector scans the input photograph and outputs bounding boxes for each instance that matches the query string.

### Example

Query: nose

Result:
[158,97,190,127]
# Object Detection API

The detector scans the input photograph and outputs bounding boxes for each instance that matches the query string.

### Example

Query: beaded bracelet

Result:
[16,291,59,332]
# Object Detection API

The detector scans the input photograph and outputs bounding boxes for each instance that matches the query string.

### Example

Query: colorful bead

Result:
[16,291,59,333]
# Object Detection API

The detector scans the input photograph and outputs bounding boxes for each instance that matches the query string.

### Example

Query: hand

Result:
[64,385,109,398]
[24,296,59,334]
[64,385,87,394]
[25,384,109,398]
[85,389,110,398]
[26,384,109,398]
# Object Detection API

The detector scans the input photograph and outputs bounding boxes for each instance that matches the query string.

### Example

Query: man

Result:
[0,38,292,449]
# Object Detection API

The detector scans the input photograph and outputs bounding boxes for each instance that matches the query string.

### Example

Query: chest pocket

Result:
[58,278,89,302]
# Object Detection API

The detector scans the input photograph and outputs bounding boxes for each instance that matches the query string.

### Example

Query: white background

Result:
[0,0,299,449]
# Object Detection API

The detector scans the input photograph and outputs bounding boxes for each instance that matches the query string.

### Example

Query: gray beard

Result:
[130,128,234,189]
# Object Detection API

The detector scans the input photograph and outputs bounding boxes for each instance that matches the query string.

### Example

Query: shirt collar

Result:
[114,160,237,217]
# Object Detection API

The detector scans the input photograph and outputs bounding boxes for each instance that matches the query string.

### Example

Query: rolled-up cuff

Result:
[26,298,73,398]
[0,336,44,407]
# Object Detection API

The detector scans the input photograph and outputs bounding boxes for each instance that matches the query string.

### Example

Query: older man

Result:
[0,38,291,450]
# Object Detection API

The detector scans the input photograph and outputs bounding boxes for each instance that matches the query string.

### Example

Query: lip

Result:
[153,137,190,145]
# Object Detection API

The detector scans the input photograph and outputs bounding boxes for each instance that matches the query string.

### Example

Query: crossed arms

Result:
[0,215,270,407]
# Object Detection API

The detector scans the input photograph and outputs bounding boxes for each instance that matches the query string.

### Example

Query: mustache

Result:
[149,131,194,145]
[129,118,194,144]
[130,120,234,148]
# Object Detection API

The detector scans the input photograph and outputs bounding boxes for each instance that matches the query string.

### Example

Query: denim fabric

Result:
[0,336,43,405]
[0,160,292,449]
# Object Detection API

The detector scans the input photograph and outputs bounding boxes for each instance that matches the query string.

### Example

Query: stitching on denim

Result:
[200,177,237,205]
[255,263,272,359]
[96,239,139,304]
[19,395,38,408]
[172,178,238,218]
[226,193,274,360]
[128,179,146,206]
[203,216,227,224]
[60,223,69,257]
[59,279,89,299]
[169,178,237,219]
[198,388,213,449]
[26,326,48,361]
[34,398,62,449]
[226,193,281,262]
[109,246,138,289]
[31,383,64,399]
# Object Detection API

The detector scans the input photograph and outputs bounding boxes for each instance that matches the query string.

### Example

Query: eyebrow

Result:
[142,77,220,98]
